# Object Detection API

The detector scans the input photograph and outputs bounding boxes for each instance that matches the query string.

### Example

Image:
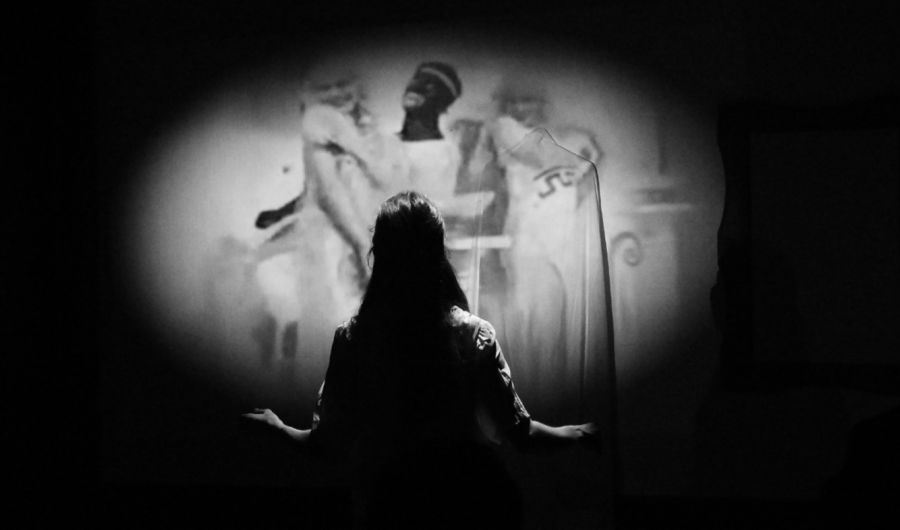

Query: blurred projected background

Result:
[111,24,721,507]
[100,20,727,527]
[118,28,719,415]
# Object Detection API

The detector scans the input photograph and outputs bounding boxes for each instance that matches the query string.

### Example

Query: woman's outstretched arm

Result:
[239,408,313,450]
[474,320,602,455]
[240,328,355,455]
[506,419,601,454]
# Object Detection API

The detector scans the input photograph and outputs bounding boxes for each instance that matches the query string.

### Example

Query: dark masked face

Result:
[402,73,444,111]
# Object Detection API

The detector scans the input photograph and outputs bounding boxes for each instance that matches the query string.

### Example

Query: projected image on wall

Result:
[121,29,715,451]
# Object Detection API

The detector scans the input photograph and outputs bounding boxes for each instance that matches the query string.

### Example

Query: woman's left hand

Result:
[239,408,286,434]
[575,422,602,455]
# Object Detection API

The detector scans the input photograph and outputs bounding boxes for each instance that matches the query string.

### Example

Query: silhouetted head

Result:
[359,191,468,319]
[402,62,462,115]
[372,191,445,271]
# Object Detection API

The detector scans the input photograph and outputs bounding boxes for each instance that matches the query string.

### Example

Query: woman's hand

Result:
[239,408,286,435]
[575,422,601,455]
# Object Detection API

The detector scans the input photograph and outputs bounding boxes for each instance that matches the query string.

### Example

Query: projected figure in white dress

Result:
[486,77,603,423]
[251,75,404,365]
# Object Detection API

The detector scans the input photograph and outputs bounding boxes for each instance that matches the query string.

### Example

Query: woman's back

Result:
[366,436,523,529]
[322,306,528,463]
[338,306,525,529]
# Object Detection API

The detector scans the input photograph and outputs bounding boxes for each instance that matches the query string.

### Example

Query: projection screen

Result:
[116,27,715,524]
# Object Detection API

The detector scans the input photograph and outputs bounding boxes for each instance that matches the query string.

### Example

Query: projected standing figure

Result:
[488,76,603,422]
[399,63,462,202]
[253,63,478,364]
[248,76,400,366]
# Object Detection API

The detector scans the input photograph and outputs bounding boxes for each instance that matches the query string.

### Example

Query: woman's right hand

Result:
[239,408,286,434]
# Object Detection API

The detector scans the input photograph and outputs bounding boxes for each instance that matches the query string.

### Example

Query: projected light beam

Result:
[115,29,719,491]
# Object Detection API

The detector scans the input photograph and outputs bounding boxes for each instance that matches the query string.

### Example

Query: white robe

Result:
[489,118,603,423]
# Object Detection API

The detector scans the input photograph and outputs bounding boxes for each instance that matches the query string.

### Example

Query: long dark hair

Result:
[350,191,471,425]
[357,191,468,321]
